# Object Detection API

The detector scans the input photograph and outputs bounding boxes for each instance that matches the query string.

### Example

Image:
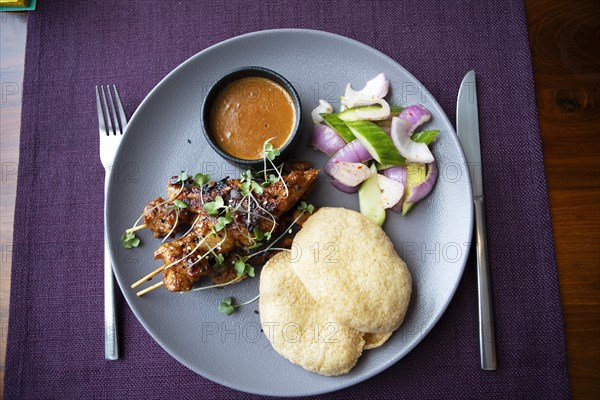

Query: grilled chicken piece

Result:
[143,197,195,238]
[154,168,318,292]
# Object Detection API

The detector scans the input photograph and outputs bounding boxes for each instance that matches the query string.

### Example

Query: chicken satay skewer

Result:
[131,232,213,288]
[136,281,164,296]
[135,231,229,296]
[125,175,191,236]
[126,224,147,234]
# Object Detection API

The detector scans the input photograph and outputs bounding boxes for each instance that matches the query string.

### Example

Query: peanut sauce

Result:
[209,77,296,160]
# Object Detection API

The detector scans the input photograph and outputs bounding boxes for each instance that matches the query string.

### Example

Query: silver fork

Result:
[96,85,128,360]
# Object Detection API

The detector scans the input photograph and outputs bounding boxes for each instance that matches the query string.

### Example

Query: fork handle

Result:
[104,177,119,360]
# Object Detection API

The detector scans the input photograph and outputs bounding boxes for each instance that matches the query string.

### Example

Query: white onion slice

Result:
[341,73,390,111]
[390,117,435,163]
[377,174,404,209]
[344,73,389,99]
[383,166,408,213]
[310,100,333,124]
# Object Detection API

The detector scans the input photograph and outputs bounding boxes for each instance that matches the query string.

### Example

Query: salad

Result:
[309,73,439,225]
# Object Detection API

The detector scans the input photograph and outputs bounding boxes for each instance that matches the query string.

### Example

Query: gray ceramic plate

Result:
[106,29,473,397]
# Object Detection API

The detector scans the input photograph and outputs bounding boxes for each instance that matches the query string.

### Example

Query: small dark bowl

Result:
[201,66,302,170]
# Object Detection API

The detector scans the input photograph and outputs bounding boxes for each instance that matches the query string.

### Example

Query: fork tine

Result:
[95,86,107,137]
[100,86,114,136]
[106,86,122,135]
[112,85,128,132]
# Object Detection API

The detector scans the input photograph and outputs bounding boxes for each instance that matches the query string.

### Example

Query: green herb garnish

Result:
[173,199,188,209]
[263,142,281,161]
[204,195,224,216]
[234,258,255,277]
[193,173,211,186]
[218,297,236,316]
[121,232,140,248]
[262,174,279,187]
[176,171,188,183]
[297,201,315,214]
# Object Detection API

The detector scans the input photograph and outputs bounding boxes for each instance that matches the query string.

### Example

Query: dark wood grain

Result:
[524,0,600,398]
[0,2,599,398]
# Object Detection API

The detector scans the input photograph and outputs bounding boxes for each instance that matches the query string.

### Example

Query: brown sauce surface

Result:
[209,77,296,160]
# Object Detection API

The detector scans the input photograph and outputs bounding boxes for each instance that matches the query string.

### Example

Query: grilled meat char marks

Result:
[143,166,318,292]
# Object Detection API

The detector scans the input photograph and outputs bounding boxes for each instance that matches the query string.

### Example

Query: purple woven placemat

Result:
[4,0,569,399]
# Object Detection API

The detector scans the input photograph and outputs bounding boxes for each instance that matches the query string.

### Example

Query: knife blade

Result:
[456,70,497,370]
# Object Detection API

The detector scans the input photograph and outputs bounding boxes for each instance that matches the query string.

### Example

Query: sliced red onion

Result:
[399,104,431,128]
[311,100,333,124]
[328,139,372,164]
[377,174,404,209]
[405,162,438,203]
[310,124,346,156]
[391,116,435,163]
[327,162,371,187]
[383,166,408,186]
[331,180,361,193]
[325,139,373,192]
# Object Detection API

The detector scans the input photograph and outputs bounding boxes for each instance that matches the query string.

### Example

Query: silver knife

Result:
[456,70,497,370]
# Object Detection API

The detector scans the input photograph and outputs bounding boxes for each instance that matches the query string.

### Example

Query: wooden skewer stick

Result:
[131,265,165,288]
[126,224,147,234]
[136,281,164,297]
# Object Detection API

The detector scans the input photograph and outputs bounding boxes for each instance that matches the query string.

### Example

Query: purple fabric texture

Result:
[4,0,569,399]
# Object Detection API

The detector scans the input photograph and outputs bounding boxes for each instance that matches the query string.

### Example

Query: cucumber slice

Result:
[345,120,404,165]
[338,105,388,122]
[375,162,396,171]
[359,164,386,226]
[411,129,440,144]
[376,106,403,127]
[321,113,355,142]
[390,105,404,115]
[402,162,427,215]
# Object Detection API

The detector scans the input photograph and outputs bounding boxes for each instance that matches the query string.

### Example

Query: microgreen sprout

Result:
[218,294,261,316]
[176,171,189,183]
[263,142,280,161]
[218,297,235,316]
[214,215,232,233]
[240,170,253,182]
[297,201,315,214]
[234,257,255,278]
[262,174,279,187]
[121,232,140,248]
[250,181,264,195]
[253,228,271,242]
[204,195,225,216]
[212,253,225,270]
[173,199,188,209]
[161,199,189,243]
[262,140,288,197]
[193,173,210,186]
[240,170,265,196]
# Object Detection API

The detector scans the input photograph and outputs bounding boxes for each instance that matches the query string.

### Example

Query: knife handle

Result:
[474,197,497,370]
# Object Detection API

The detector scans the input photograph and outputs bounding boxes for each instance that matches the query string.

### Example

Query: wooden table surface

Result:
[0,1,598,398]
